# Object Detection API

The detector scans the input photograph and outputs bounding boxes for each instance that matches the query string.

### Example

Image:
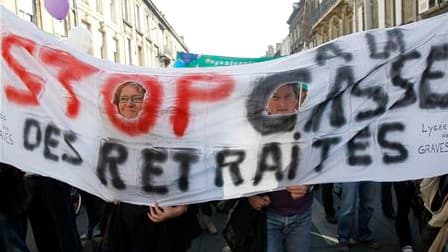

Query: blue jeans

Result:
[266,208,312,252]
[338,182,375,243]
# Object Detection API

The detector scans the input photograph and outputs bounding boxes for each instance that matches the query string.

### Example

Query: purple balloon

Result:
[44,0,69,20]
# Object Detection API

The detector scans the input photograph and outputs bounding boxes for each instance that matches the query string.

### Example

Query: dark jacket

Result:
[223,198,266,252]
[100,202,201,252]
[0,163,29,217]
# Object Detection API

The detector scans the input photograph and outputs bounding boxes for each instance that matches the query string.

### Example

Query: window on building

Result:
[402,1,416,24]
[153,17,159,40]
[138,45,144,66]
[81,21,91,32]
[96,0,103,14]
[148,43,154,67]
[113,37,120,63]
[155,45,161,67]
[135,4,141,31]
[100,31,106,59]
[80,21,92,54]
[296,27,300,43]
[69,0,77,25]
[122,0,129,22]
[164,35,172,56]
[109,0,117,23]
[145,12,151,34]
[145,42,150,67]
[385,0,395,27]
[429,0,436,7]
[17,0,36,24]
[330,17,339,39]
[54,19,68,37]
[126,37,132,64]
[357,5,364,31]
[371,0,379,28]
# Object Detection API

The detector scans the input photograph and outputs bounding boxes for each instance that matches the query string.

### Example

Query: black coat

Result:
[0,163,29,217]
[100,203,201,252]
[223,198,266,252]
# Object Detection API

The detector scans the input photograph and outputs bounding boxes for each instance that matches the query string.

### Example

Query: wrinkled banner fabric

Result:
[0,7,447,206]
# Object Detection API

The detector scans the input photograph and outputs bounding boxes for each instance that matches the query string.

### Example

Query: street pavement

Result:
[26,183,422,252]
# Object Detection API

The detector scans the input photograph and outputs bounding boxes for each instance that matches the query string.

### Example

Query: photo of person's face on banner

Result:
[113,81,147,119]
[266,83,308,115]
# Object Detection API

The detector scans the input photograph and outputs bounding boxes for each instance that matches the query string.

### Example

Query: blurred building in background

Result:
[0,0,188,68]
[272,0,448,56]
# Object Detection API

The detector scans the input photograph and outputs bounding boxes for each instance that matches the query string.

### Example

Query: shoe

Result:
[348,238,357,246]
[325,214,338,224]
[401,245,414,252]
[359,239,381,249]
[206,220,218,235]
[80,233,88,240]
[337,241,350,252]
[222,245,232,252]
[80,228,102,240]
[197,212,218,235]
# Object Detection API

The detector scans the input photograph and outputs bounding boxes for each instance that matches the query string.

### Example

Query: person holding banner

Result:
[100,81,200,252]
[225,83,313,252]
[252,83,313,252]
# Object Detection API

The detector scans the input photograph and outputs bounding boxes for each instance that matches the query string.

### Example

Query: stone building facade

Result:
[1,0,188,68]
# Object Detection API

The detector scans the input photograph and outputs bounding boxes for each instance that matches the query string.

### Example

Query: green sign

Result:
[174,52,277,67]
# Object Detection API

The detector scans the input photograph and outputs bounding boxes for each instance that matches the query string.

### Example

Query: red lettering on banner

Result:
[102,74,163,136]
[2,34,43,105]
[40,47,99,118]
[171,74,235,137]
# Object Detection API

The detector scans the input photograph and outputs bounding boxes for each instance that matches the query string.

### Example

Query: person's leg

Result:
[284,208,312,252]
[27,177,60,252]
[393,182,413,248]
[197,203,217,234]
[322,183,337,223]
[121,203,156,252]
[381,182,395,219]
[81,190,105,239]
[0,212,30,252]
[420,224,440,252]
[98,204,126,252]
[45,179,82,252]
[266,210,285,252]
[357,181,375,242]
[338,182,359,243]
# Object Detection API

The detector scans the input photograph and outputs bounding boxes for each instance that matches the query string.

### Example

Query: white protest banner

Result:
[1,7,447,206]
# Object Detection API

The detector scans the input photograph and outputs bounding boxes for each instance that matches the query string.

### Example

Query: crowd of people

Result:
[0,82,447,252]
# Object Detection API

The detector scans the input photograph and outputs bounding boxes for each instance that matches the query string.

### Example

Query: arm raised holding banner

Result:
[229,83,314,252]
[100,81,200,252]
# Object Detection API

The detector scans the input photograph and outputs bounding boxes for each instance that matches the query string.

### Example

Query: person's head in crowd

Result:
[113,81,146,119]
[266,83,300,115]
